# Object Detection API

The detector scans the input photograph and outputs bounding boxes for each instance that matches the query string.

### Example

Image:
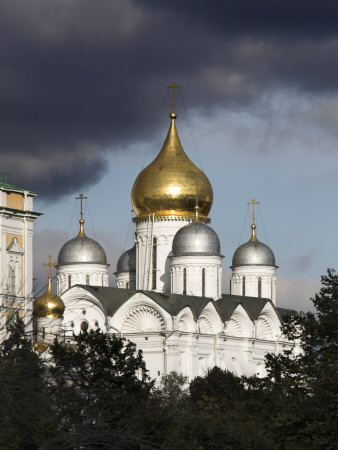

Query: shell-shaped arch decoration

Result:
[199,315,214,334]
[176,308,195,332]
[121,305,165,332]
[198,303,223,334]
[225,307,253,338]
[225,314,244,337]
[256,314,275,340]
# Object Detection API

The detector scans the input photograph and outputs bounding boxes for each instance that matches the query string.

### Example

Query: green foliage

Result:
[190,366,246,414]
[0,314,56,449]
[246,268,338,448]
[48,329,155,448]
[2,312,37,360]
[51,329,152,396]
[161,367,274,450]
[156,371,188,408]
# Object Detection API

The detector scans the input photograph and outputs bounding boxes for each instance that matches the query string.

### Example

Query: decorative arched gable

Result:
[224,305,253,338]
[121,305,165,332]
[110,293,170,332]
[255,302,281,340]
[198,302,223,334]
[61,286,107,334]
[176,307,196,332]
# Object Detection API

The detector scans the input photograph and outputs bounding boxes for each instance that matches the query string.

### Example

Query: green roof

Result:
[0,182,36,194]
[78,286,296,323]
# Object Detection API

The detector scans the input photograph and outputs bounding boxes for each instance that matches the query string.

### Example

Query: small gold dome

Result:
[131,113,213,219]
[34,277,65,319]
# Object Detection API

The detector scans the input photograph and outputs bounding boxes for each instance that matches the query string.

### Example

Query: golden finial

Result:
[75,193,88,236]
[194,184,200,222]
[247,198,260,241]
[167,83,181,119]
[194,202,200,222]
[43,254,57,291]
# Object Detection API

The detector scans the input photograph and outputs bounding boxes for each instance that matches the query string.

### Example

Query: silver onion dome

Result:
[232,225,275,267]
[116,246,136,273]
[58,235,107,265]
[172,221,221,256]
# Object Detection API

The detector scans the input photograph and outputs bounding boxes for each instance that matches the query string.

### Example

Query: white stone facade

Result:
[170,255,223,299]
[59,287,296,381]
[231,265,277,305]
[57,263,109,296]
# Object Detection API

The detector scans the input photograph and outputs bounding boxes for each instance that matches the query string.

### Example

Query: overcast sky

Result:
[3,0,338,310]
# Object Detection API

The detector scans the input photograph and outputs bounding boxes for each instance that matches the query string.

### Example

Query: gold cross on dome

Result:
[247,198,260,225]
[167,83,181,113]
[75,194,88,220]
[43,254,57,277]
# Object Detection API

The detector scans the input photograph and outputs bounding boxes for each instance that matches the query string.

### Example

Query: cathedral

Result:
[2,90,299,381]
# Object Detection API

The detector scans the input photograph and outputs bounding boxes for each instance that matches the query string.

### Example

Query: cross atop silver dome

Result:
[232,199,276,267]
[58,194,107,266]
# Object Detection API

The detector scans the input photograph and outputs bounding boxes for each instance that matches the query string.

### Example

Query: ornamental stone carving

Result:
[256,315,275,340]
[121,305,165,332]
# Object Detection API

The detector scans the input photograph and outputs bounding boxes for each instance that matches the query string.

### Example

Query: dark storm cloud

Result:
[147,0,338,39]
[1,0,338,198]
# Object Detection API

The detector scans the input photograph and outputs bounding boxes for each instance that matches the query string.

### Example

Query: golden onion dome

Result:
[34,275,65,319]
[131,112,213,220]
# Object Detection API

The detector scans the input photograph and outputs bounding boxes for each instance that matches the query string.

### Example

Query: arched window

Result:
[258,277,262,298]
[202,268,206,297]
[152,237,157,290]
[183,268,187,295]
[86,274,90,285]
[80,321,89,332]
[68,275,72,289]
[242,276,246,296]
